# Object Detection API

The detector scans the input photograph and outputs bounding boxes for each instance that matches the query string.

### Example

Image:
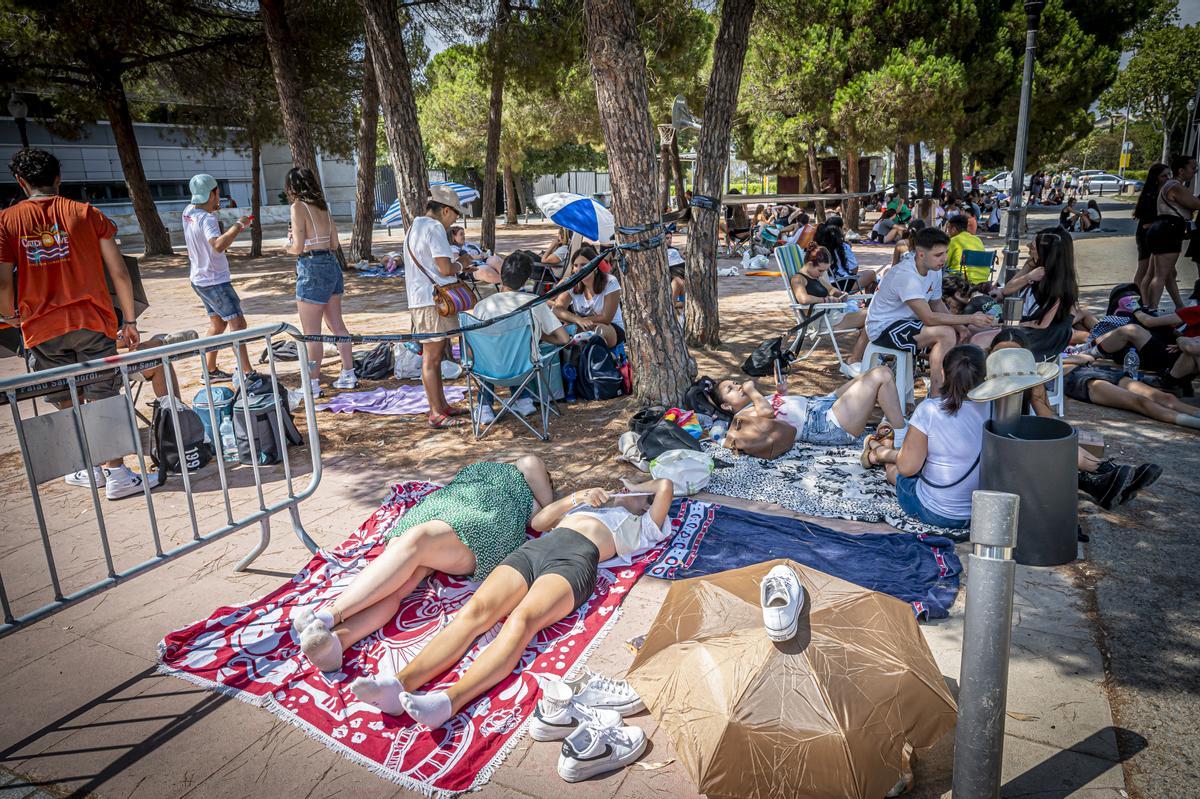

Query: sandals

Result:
[860,430,894,469]
[443,404,470,418]
[428,412,465,429]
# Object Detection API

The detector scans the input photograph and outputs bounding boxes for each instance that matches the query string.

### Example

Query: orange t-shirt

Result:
[0,196,119,349]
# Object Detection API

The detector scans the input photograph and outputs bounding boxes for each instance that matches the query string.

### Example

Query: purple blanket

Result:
[317,385,469,415]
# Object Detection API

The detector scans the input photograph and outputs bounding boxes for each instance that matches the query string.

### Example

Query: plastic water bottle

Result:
[1123,348,1140,381]
[710,419,729,444]
[563,364,578,403]
[219,417,238,463]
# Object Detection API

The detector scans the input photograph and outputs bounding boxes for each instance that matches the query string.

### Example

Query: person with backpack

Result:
[552,245,625,349]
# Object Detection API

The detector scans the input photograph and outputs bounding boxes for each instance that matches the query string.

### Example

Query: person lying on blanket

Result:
[292,456,556,672]
[348,478,675,727]
[712,365,909,448]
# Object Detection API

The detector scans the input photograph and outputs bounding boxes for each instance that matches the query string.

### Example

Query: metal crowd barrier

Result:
[0,323,321,638]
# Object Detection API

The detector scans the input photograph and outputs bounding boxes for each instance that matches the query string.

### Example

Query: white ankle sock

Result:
[349,675,407,716]
[299,621,344,672]
[891,424,908,448]
[291,607,336,634]
[315,608,335,628]
[1175,413,1200,430]
[401,690,453,728]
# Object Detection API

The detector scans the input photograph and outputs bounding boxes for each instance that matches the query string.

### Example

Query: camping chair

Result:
[458,310,564,441]
[774,244,860,374]
[959,249,998,283]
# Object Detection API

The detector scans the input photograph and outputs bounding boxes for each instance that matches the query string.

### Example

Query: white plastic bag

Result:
[749,254,770,270]
[649,449,714,496]
[393,343,423,379]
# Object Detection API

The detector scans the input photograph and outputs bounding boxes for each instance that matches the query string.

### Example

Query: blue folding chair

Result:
[959,249,997,283]
[458,310,564,441]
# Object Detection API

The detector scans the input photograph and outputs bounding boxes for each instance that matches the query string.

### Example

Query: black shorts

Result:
[872,319,923,355]
[498,528,599,610]
[1064,365,1125,403]
[1104,336,1176,374]
[1146,217,1187,255]
[1135,223,1151,261]
[668,263,686,281]
[27,328,120,404]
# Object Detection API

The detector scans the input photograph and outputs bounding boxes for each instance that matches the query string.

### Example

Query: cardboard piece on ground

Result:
[1078,428,1104,458]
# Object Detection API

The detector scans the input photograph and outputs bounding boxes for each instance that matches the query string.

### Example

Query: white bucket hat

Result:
[968,347,1061,402]
[428,184,466,216]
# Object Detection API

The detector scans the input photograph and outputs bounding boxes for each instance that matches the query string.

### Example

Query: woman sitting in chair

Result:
[350,478,676,727]
[816,220,876,293]
[552,245,625,348]
[789,244,867,334]
[292,456,556,672]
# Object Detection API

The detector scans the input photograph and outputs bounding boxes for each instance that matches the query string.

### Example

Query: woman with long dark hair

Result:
[1144,154,1200,309]
[285,167,355,396]
[1133,163,1170,292]
[814,221,876,292]
[552,245,625,348]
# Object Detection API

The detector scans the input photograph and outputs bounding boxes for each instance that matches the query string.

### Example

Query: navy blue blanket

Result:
[649,500,963,620]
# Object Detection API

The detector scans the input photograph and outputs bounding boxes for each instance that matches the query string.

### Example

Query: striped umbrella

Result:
[430,180,480,205]
[381,199,405,227]
[535,192,614,243]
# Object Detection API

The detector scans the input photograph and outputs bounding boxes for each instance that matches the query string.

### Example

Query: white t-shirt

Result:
[768,393,808,431]
[182,205,230,287]
[472,290,564,343]
[908,397,988,519]
[571,505,673,568]
[404,215,456,309]
[570,276,624,329]
[865,253,943,340]
[667,247,685,267]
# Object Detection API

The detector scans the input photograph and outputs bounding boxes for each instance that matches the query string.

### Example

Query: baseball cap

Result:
[189,174,219,204]
[1117,295,1141,314]
[428,184,466,215]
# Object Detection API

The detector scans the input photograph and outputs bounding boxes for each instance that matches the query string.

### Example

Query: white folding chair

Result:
[774,244,862,373]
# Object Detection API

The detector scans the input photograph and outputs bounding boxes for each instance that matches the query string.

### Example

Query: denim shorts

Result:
[296,250,344,304]
[895,474,970,529]
[797,394,861,446]
[192,281,244,321]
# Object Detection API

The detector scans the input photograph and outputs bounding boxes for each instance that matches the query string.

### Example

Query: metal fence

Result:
[0,323,322,638]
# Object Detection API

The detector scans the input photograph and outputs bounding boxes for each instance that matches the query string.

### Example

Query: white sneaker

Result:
[102,465,144,500]
[333,370,358,390]
[530,681,621,741]
[309,378,322,398]
[474,404,496,425]
[557,719,647,783]
[64,466,106,488]
[557,670,644,716]
[512,397,537,417]
[761,564,805,642]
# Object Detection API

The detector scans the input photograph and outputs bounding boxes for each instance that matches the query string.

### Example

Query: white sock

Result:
[349,675,407,716]
[400,690,453,728]
[1176,413,1200,430]
[315,608,335,628]
[891,423,908,448]
[290,607,335,634]
[299,621,344,672]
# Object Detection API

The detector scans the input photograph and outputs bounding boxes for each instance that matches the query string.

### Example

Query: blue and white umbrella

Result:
[536,192,614,243]
[381,199,405,226]
[431,180,480,205]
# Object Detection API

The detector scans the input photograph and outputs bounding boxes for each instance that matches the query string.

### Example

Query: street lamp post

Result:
[1000,1,1045,295]
[7,92,29,149]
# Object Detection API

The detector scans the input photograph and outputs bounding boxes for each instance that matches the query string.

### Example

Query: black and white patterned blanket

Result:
[704,440,964,539]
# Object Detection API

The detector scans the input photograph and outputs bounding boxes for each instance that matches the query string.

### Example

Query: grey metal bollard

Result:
[952,490,1020,799]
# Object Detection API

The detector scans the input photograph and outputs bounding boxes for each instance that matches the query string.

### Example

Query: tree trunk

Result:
[934,147,944,197]
[585,0,691,403]
[350,43,379,263]
[502,160,518,225]
[250,133,263,257]
[260,0,319,178]
[360,0,429,228]
[894,140,909,201]
[670,136,686,211]
[913,142,925,199]
[480,0,510,252]
[95,70,172,256]
[949,141,964,200]
[1161,113,1170,164]
[806,129,826,222]
[684,0,755,349]
[844,151,860,230]
[514,174,529,219]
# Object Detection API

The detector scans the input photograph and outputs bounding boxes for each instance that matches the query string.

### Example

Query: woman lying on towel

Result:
[712,365,909,448]
[292,457,556,671]
[349,478,675,726]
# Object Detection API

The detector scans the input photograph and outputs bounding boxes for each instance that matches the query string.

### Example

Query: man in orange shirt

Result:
[0,148,145,499]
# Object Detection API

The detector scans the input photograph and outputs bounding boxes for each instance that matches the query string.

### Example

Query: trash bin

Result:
[980,416,1078,567]
[192,386,235,444]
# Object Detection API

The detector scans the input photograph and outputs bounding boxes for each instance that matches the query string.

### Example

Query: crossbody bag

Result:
[406,235,477,317]
[918,453,980,490]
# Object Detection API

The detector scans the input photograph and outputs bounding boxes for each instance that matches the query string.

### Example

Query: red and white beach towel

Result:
[158,482,659,797]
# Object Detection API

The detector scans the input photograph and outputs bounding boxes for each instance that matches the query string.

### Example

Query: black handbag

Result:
[742,336,793,378]
[630,405,667,436]
[637,419,702,461]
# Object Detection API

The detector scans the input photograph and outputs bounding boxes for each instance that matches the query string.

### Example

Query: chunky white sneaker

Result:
[64,466,106,488]
[474,404,496,426]
[333,370,358,390]
[761,564,804,642]
[309,378,322,398]
[557,670,644,716]
[102,465,144,500]
[530,682,622,741]
[557,719,646,782]
[512,397,537,417]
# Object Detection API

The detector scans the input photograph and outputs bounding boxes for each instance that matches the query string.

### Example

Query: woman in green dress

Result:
[293,455,555,671]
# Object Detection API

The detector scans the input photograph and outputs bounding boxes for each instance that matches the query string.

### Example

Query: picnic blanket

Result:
[157,481,659,797]
[701,440,965,539]
[318,385,469,416]
[651,499,962,620]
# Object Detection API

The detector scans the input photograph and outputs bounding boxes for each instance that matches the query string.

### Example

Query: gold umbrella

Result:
[627,559,956,799]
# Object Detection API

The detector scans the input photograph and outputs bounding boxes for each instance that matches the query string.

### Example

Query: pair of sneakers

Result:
[529,671,647,782]
[63,464,144,500]
[473,397,536,426]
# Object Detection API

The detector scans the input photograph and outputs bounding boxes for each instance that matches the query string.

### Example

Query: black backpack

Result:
[150,401,213,486]
[742,336,793,378]
[563,335,623,401]
[353,342,394,381]
[683,376,732,422]
[232,385,303,465]
[258,339,300,364]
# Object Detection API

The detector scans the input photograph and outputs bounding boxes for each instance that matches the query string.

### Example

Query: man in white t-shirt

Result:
[183,174,254,380]
[405,184,469,427]
[470,251,571,424]
[865,226,994,395]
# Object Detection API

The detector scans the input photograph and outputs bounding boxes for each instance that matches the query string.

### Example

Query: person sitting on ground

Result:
[349,478,676,726]
[1085,299,1200,394]
[865,227,995,396]
[864,345,988,529]
[945,214,987,284]
[983,197,1002,233]
[713,363,909,449]
[815,219,876,292]
[293,456,557,672]
[886,192,912,224]
[1058,198,1078,231]
[469,251,572,425]
[871,208,905,243]
[1078,199,1101,232]
[552,245,625,349]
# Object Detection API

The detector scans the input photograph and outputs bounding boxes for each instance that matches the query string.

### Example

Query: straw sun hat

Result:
[967,347,1061,402]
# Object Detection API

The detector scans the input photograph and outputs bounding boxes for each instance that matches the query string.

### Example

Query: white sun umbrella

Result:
[535,192,615,243]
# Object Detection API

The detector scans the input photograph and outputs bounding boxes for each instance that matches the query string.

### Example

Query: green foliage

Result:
[1059,118,1171,171]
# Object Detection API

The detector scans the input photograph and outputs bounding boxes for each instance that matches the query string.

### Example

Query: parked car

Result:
[1082,173,1142,194]
[882,181,935,198]
[981,170,1032,193]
